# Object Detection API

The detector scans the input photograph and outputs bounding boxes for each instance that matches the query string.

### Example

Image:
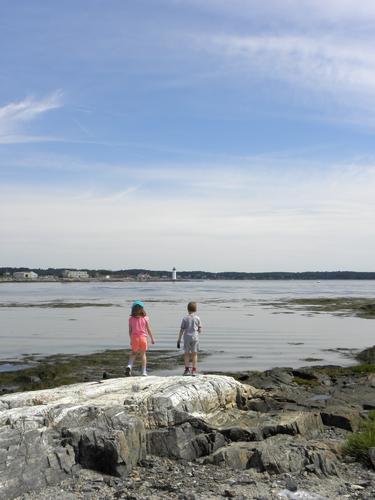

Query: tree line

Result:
[1,268,375,280]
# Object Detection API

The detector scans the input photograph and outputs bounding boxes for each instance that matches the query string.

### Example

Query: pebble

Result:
[285,475,298,492]
[337,485,348,494]
[350,484,365,490]
[223,490,236,498]
[178,494,197,500]
[236,478,256,485]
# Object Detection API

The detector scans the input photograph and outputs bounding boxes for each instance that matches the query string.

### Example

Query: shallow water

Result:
[0,280,374,372]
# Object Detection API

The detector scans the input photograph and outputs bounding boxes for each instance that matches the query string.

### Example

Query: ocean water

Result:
[0,280,374,373]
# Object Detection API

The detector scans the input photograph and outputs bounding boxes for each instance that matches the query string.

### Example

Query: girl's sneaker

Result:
[183,367,190,376]
[142,371,148,376]
[125,366,132,377]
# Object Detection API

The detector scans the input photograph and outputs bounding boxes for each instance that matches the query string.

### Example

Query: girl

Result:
[125,300,155,376]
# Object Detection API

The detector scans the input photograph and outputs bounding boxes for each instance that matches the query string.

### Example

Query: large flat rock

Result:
[0,375,258,499]
[0,375,257,427]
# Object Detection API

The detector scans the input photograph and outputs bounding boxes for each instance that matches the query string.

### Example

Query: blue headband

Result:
[132,300,144,308]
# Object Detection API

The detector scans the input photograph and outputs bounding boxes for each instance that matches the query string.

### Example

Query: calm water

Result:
[0,280,374,373]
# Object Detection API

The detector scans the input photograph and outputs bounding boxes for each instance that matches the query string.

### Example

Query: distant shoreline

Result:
[0,266,375,283]
[2,268,375,282]
[2,277,375,284]
[0,278,185,284]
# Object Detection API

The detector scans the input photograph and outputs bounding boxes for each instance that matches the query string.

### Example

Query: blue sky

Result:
[1,0,375,271]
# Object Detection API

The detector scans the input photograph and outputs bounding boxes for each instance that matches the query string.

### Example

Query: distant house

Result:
[137,273,151,281]
[13,271,38,280]
[62,270,89,279]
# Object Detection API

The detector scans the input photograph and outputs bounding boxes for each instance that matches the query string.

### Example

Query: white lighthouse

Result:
[172,267,177,281]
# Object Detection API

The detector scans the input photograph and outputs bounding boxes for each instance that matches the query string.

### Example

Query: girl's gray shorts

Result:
[184,336,199,353]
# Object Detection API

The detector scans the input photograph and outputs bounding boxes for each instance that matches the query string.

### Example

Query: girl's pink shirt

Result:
[129,315,149,337]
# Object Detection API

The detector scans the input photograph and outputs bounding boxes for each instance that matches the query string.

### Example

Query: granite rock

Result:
[0,375,256,498]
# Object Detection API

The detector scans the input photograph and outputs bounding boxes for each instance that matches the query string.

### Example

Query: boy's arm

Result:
[177,328,184,348]
[146,321,155,344]
[198,318,202,334]
[177,318,186,348]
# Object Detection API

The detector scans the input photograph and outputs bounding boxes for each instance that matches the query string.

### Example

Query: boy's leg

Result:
[191,352,198,375]
[184,351,190,367]
[183,351,191,374]
[191,352,198,368]
[191,338,199,375]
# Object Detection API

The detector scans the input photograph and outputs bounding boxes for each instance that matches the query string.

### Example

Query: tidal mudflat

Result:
[1,280,375,372]
[0,349,186,393]
[0,301,117,308]
[262,297,375,319]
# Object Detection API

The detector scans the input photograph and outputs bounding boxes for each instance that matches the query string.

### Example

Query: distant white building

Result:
[137,273,151,281]
[172,267,177,281]
[62,270,89,279]
[13,271,38,280]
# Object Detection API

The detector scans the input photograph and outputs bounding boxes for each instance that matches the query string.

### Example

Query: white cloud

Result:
[1,163,375,270]
[0,91,63,144]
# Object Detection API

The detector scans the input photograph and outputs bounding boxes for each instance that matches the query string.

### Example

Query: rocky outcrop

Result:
[356,345,375,364]
[204,435,340,476]
[0,375,257,498]
[321,407,362,431]
[1,369,372,499]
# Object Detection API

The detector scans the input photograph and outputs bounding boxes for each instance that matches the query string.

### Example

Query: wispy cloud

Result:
[0,90,63,144]
[181,0,375,24]
[200,34,375,97]
[189,31,375,126]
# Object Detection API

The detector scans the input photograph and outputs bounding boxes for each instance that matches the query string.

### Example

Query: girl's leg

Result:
[140,351,147,374]
[128,351,137,366]
[125,351,137,376]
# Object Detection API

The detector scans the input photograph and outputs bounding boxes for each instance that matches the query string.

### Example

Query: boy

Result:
[177,301,202,376]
